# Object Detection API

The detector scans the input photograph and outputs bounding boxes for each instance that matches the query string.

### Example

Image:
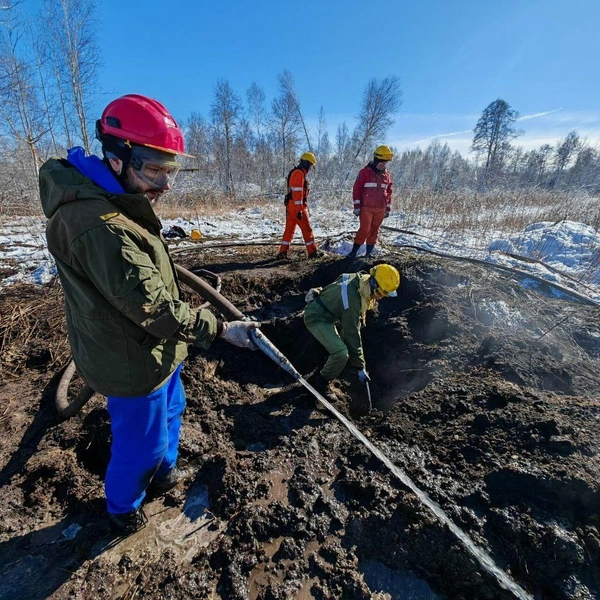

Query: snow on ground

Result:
[1,207,599,306]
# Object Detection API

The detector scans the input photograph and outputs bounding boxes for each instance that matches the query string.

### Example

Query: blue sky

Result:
[28,0,600,155]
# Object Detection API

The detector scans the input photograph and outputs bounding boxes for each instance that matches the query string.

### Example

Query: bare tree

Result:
[335,76,403,183]
[277,69,312,151]
[28,21,60,156]
[353,76,402,160]
[270,81,301,177]
[472,98,521,188]
[247,82,269,189]
[313,106,332,184]
[247,82,266,142]
[43,0,100,154]
[334,121,353,184]
[0,2,47,178]
[554,130,580,188]
[569,146,598,190]
[522,144,553,187]
[185,111,212,179]
[211,79,242,197]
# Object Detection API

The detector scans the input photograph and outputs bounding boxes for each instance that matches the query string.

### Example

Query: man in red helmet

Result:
[39,94,260,536]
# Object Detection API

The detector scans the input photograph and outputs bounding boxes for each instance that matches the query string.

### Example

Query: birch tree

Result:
[185,111,212,181]
[0,2,47,178]
[43,0,100,154]
[211,79,242,197]
[247,82,269,189]
[270,82,301,177]
[277,69,312,151]
[353,76,402,161]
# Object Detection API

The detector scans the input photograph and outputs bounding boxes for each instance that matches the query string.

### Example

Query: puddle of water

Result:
[99,483,222,565]
[359,560,443,599]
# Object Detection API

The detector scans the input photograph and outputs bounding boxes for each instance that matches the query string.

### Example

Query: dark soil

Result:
[0,245,598,600]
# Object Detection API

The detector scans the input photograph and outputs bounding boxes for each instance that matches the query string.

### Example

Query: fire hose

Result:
[53,264,532,599]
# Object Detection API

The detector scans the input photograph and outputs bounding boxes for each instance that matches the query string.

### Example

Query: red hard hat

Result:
[97,94,188,156]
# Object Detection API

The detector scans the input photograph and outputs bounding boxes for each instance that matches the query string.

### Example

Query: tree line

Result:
[1,0,598,212]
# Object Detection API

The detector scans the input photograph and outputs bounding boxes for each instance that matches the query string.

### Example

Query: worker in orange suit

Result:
[277,152,322,260]
[348,145,394,259]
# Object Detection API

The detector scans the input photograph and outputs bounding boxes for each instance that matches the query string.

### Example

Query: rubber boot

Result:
[347,243,361,258]
[365,244,375,257]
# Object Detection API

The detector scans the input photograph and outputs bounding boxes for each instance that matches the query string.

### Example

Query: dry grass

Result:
[389,189,600,233]
[5,183,598,231]
[0,282,69,379]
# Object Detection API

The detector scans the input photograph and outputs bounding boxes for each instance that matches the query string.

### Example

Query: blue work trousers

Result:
[105,364,186,515]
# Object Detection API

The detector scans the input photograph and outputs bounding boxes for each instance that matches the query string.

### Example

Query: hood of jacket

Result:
[39,153,162,235]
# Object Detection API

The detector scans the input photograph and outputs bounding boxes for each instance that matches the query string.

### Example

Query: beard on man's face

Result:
[121,168,146,194]
[120,167,164,204]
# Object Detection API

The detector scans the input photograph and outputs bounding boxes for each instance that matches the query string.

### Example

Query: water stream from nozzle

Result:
[250,329,532,600]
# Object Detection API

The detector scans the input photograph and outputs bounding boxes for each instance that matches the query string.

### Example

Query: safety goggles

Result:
[377,287,397,297]
[370,277,397,297]
[129,146,181,190]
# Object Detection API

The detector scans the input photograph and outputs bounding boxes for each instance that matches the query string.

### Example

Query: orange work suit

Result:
[278,165,317,256]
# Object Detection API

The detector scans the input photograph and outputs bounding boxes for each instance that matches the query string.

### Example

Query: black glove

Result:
[297,211,303,220]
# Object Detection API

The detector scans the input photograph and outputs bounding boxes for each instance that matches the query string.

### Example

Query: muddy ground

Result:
[0,244,599,600]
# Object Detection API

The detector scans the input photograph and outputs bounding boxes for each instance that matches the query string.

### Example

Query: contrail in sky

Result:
[518,108,562,121]
[400,109,564,147]
[403,130,472,146]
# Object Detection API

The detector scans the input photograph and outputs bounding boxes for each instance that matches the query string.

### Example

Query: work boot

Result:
[347,243,361,258]
[365,244,375,257]
[277,252,290,261]
[308,250,324,259]
[109,507,148,536]
[306,371,329,395]
[149,466,192,493]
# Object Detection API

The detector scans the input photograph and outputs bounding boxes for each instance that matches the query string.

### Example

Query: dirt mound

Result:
[0,245,598,599]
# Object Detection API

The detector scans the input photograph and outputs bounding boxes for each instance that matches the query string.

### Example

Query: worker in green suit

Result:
[304,263,400,392]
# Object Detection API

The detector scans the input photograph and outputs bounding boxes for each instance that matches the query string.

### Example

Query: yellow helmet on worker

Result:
[374,145,394,161]
[300,151,317,165]
[370,264,400,297]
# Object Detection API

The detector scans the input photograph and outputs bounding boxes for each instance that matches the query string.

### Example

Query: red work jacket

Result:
[352,163,393,210]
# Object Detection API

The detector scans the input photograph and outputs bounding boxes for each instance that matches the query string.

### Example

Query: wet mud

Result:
[0,245,598,599]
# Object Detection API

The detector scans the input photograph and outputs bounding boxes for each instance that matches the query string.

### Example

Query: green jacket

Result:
[303,272,366,369]
[40,158,218,397]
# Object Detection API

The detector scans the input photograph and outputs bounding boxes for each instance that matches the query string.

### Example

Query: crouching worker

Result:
[303,264,400,396]
[39,94,260,536]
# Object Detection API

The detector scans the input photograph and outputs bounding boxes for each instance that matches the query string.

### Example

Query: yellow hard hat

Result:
[300,151,317,165]
[374,145,394,161]
[370,264,400,296]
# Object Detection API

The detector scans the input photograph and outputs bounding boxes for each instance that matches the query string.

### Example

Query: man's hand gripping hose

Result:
[220,320,260,350]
